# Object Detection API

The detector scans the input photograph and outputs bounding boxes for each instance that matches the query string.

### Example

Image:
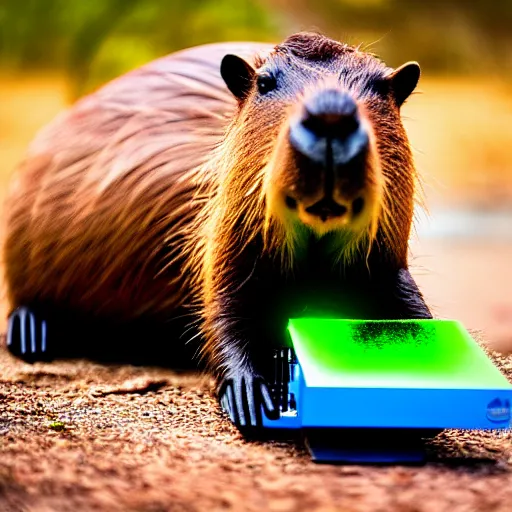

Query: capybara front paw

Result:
[6,307,50,363]
[218,371,279,428]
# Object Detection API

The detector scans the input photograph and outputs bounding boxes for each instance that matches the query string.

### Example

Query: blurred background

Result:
[0,0,511,351]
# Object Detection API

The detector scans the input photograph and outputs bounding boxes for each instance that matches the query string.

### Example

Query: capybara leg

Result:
[391,269,433,319]
[6,306,52,363]
[218,371,279,430]
[215,332,282,429]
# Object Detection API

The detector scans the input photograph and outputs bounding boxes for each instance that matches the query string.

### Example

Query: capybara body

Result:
[4,42,266,365]
[3,33,431,425]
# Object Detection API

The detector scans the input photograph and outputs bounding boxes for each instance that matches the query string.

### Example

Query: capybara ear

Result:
[221,54,256,102]
[388,62,420,107]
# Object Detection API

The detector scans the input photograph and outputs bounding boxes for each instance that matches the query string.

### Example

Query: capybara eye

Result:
[256,72,277,95]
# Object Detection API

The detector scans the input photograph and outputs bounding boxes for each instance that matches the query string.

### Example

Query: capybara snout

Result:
[287,87,371,225]
[261,83,381,238]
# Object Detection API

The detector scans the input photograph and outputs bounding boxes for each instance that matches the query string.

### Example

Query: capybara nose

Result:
[289,89,368,165]
[302,90,359,139]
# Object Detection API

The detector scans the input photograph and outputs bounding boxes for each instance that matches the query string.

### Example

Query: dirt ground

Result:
[1,337,512,512]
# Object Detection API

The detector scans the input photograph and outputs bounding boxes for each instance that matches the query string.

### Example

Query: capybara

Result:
[3,32,431,427]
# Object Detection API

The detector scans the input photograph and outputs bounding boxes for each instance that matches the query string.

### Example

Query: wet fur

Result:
[2,34,431,373]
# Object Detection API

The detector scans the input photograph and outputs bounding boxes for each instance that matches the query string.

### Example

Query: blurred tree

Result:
[66,0,141,97]
[0,0,510,99]
[269,0,512,75]
[0,0,280,98]
[85,0,281,96]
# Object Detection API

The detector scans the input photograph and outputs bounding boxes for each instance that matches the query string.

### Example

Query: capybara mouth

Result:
[268,138,379,238]
[290,189,374,236]
[304,197,348,221]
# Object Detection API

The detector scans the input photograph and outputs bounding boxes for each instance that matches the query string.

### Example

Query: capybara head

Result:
[216,32,420,269]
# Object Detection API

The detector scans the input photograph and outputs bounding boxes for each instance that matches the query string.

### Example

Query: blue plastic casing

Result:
[262,319,512,431]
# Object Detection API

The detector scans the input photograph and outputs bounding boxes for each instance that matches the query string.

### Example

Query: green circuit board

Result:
[287,319,512,390]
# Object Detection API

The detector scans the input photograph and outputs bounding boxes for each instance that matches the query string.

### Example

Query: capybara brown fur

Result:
[3,32,431,426]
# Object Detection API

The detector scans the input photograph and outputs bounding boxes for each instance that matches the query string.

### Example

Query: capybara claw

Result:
[218,373,279,428]
[7,307,49,363]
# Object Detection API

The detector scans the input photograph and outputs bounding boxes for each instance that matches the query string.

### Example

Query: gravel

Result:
[1,340,511,512]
